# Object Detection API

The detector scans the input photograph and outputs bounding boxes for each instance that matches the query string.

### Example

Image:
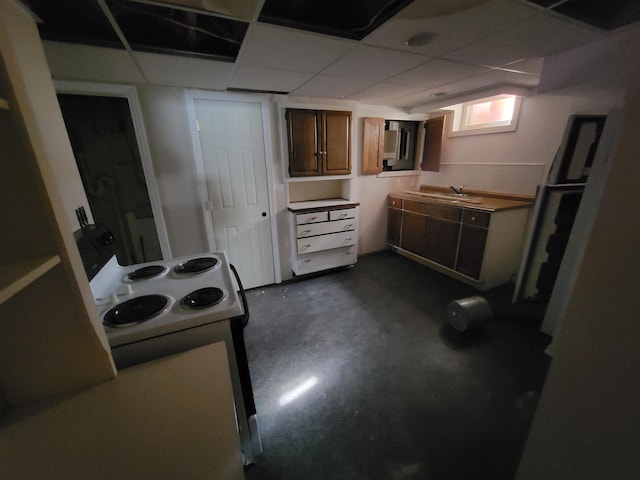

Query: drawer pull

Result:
[337,213,347,219]
[343,238,352,243]
[471,216,477,222]
[302,259,310,264]
[343,224,353,230]
[300,229,311,235]
[300,244,311,251]
[305,216,316,223]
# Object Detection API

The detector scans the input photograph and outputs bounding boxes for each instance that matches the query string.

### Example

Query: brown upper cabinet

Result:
[286,108,351,177]
[421,116,445,172]
[362,117,385,174]
[363,117,443,174]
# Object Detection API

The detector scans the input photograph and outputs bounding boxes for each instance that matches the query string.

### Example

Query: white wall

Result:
[422,94,582,195]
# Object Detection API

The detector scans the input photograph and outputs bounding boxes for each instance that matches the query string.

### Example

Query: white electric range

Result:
[89,252,261,465]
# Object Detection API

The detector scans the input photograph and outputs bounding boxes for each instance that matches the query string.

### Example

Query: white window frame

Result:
[446,94,523,137]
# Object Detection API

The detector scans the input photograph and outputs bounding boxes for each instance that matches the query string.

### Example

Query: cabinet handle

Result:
[300,244,311,251]
[471,216,477,222]
[302,259,311,264]
[343,238,352,243]
[338,214,346,219]
[343,224,353,230]
[306,216,316,223]
[300,229,311,236]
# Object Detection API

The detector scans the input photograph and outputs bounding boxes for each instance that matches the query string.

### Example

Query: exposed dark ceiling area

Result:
[25,0,249,61]
[525,0,640,31]
[258,0,414,40]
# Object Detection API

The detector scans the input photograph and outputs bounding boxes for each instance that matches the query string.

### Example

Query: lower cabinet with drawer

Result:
[387,195,529,291]
[289,204,359,276]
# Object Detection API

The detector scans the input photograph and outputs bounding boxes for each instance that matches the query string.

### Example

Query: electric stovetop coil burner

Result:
[181,287,225,309]
[126,265,167,281]
[173,257,218,275]
[103,295,169,328]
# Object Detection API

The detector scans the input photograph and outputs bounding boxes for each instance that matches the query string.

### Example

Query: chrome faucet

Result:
[450,185,466,196]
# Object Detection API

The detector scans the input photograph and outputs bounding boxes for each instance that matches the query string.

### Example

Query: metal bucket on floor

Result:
[446,296,493,332]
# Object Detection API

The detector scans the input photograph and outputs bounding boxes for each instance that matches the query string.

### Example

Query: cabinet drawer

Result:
[295,211,329,225]
[404,200,461,221]
[297,230,357,254]
[462,210,490,228]
[294,245,357,275]
[297,218,357,238]
[329,208,357,221]
[388,196,402,209]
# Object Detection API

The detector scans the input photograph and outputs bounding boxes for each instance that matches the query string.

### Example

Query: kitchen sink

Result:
[403,190,484,204]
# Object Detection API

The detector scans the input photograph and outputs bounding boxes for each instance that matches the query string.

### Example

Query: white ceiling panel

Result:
[498,57,544,75]
[363,0,539,58]
[446,12,605,67]
[43,42,146,84]
[135,52,234,89]
[347,82,427,102]
[388,59,490,88]
[236,24,356,73]
[229,66,313,92]
[291,75,375,99]
[321,45,428,82]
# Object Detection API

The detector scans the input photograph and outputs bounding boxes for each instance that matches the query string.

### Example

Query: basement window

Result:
[444,94,522,137]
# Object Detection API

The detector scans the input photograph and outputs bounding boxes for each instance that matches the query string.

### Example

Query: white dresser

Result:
[288,200,359,276]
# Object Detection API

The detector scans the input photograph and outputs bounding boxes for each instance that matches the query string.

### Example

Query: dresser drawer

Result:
[296,218,358,238]
[297,230,357,254]
[462,210,490,228]
[295,211,329,225]
[329,208,357,221]
[294,245,357,275]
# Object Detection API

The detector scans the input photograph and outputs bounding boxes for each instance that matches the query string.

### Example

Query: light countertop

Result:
[0,343,244,480]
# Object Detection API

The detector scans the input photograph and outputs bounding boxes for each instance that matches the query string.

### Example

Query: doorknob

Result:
[261,212,267,217]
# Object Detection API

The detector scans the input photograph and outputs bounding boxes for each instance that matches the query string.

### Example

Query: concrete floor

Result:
[244,251,551,480]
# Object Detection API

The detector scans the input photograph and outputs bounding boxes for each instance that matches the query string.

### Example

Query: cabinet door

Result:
[362,117,384,174]
[425,218,458,268]
[322,110,351,175]
[456,225,488,279]
[387,207,402,247]
[401,211,429,257]
[421,116,444,172]
[286,109,321,176]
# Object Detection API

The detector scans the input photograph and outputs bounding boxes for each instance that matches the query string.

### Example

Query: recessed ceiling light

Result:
[405,32,436,47]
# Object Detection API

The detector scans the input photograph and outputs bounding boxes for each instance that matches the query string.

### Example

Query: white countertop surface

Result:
[288,198,359,211]
[0,343,244,480]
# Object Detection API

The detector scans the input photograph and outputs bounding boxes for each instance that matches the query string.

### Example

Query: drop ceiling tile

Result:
[498,57,544,75]
[395,68,540,107]
[445,12,605,66]
[43,42,146,84]
[346,82,426,102]
[135,52,234,89]
[229,66,313,92]
[388,59,490,88]
[321,45,428,82]
[236,24,356,73]
[292,75,375,99]
[363,0,539,57]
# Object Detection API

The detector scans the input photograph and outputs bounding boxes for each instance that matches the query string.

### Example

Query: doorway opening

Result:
[58,93,163,265]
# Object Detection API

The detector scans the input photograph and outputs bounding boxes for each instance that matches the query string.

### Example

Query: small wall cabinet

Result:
[286,108,351,177]
[288,201,359,276]
[387,195,529,290]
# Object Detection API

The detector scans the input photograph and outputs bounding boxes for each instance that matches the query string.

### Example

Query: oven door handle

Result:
[230,264,249,328]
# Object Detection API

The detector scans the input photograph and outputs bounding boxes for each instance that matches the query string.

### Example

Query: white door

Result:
[194,99,275,289]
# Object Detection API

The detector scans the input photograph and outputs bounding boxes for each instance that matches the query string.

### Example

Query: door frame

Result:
[54,80,172,260]
[185,90,281,284]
